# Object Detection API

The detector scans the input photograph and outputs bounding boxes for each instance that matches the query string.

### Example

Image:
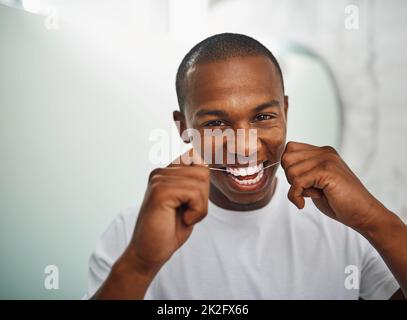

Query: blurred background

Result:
[0,0,406,299]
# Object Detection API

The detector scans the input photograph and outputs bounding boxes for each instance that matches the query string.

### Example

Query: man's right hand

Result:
[125,148,210,274]
[93,149,210,299]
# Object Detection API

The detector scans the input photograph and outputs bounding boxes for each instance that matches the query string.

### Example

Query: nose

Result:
[226,127,261,165]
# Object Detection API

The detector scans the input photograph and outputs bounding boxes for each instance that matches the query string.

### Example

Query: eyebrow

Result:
[253,100,280,113]
[194,109,229,119]
[194,99,281,119]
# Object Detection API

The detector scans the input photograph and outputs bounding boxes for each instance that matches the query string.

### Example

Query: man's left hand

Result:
[281,141,384,232]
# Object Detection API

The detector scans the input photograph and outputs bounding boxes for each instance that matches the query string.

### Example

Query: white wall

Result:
[206,0,407,220]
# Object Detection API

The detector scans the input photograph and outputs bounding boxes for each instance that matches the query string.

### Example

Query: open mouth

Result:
[226,162,265,185]
[216,160,270,187]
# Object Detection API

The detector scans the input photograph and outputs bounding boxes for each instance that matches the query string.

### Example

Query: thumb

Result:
[183,208,207,226]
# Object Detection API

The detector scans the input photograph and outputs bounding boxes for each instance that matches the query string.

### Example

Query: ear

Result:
[283,95,289,121]
[173,110,190,143]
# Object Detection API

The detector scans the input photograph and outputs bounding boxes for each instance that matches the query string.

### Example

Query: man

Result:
[85,33,407,299]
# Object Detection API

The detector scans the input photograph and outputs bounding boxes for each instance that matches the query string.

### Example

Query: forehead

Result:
[184,55,283,117]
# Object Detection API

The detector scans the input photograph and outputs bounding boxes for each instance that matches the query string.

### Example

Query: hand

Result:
[281,141,383,232]
[126,149,210,274]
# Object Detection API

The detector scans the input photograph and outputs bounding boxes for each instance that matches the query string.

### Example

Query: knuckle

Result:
[196,196,208,212]
[200,200,209,216]
[292,176,301,188]
[285,167,293,181]
[148,168,163,182]
[287,189,296,202]
[286,141,295,151]
[286,164,297,177]
[199,178,210,190]
[189,184,202,196]
[323,152,339,163]
[149,173,165,185]
[321,159,334,171]
[281,153,290,168]
[322,145,337,154]
[194,166,210,180]
[148,181,161,195]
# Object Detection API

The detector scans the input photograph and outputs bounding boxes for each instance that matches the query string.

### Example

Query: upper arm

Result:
[389,288,405,300]
[84,208,137,298]
[359,238,400,300]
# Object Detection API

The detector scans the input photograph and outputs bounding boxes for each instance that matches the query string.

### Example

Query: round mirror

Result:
[276,42,343,150]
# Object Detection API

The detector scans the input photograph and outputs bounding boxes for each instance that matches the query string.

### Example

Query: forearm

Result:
[358,204,407,297]
[91,247,161,300]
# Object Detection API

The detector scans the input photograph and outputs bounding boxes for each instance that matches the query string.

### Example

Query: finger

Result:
[183,205,208,226]
[149,176,209,207]
[173,186,208,226]
[149,177,209,225]
[284,153,335,184]
[302,188,323,198]
[287,167,330,209]
[281,148,336,170]
[170,187,208,226]
[284,141,319,153]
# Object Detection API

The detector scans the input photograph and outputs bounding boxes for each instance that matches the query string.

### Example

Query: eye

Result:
[203,120,227,127]
[254,113,275,122]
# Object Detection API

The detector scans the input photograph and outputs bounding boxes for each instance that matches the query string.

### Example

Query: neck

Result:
[209,176,277,211]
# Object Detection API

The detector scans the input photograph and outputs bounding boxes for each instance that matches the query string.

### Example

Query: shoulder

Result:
[106,204,140,245]
[92,204,140,264]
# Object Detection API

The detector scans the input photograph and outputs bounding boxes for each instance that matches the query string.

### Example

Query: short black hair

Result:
[176,33,284,113]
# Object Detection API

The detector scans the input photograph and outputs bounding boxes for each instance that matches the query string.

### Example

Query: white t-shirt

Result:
[84,169,399,299]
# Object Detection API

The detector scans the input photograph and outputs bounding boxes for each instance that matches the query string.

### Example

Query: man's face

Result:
[175,55,288,207]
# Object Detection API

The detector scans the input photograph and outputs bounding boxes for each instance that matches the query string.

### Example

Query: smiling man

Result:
[86,33,407,300]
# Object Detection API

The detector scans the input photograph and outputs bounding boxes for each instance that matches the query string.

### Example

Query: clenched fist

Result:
[128,149,210,273]
[281,141,383,232]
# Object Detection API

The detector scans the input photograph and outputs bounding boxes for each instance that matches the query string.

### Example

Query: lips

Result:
[221,161,268,187]
[229,169,264,185]
[225,162,264,177]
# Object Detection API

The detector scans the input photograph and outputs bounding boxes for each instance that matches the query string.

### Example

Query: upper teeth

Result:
[226,162,264,176]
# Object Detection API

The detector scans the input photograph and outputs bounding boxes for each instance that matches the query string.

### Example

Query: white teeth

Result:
[247,166,256,175]
[225,162,266,186]
[231,170,264,185]
[226,162,264,177]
